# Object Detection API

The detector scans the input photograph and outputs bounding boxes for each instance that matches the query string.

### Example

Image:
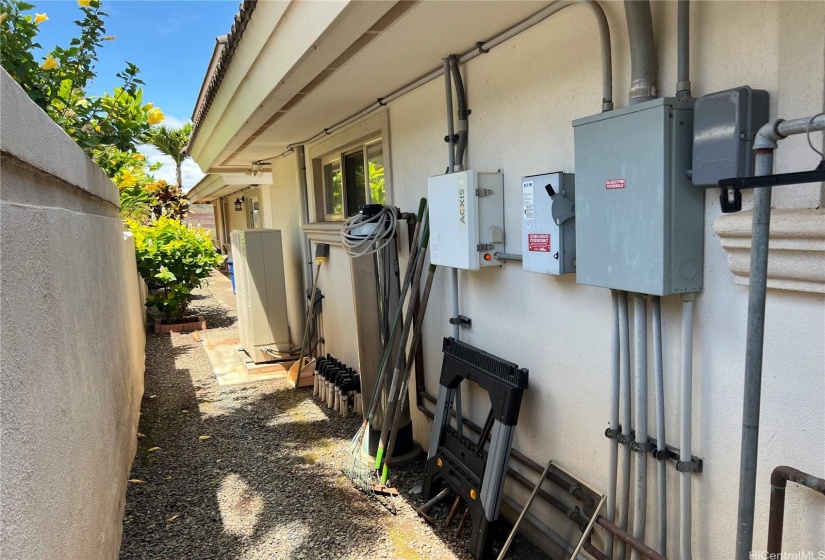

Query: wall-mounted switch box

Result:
[573,97,704,296]
[691,86,769,186]
[428,170,504,270]
[522,172,576,275]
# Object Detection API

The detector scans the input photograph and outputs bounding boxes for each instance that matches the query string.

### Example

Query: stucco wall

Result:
[266,152,311,347]
[0,70,146,559]
[384,1,824,558]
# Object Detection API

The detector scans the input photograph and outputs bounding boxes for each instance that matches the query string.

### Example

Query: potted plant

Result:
[128,217,224,333]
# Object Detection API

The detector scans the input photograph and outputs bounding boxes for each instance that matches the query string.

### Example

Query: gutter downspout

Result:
[624,0,657,103]
[734,113,825,560]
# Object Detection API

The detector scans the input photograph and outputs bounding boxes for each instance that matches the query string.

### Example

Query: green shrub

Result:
[129,217,223,320]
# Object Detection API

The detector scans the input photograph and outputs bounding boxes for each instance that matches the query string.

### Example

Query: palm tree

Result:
[144,123,193,187]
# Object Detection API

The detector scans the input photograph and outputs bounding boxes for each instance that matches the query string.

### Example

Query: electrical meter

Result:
[521,172,576,275]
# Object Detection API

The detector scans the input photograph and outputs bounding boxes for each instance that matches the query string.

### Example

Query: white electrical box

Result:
[522,172,576,275]
[428,170,504,270]
[231,229,291,363]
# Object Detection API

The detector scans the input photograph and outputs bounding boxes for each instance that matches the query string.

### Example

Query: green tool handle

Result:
[365,200,428,423]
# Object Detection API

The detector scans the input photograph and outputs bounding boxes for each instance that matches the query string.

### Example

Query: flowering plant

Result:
[129,218,223,320]
[0,0,163,153]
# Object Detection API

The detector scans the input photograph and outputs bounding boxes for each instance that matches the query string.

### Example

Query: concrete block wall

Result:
[0,69,146,559]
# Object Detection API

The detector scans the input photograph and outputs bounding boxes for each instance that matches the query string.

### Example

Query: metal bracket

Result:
[449,315,472,328]
[604,426,621,440]
[477,243,494,252]
[443,134,459,144]
[714,161,825,214]
[631,441,656,454]
[476,41,490,54]
[676,459,703,473]
[476,188,493,197]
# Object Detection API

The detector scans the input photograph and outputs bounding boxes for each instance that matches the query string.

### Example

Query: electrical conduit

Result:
[630,294,648,560]
[624,0,657,103]
[652,296,667,554]
[617,291,633,560]
[606,290,621,558]
[680,293,695,560]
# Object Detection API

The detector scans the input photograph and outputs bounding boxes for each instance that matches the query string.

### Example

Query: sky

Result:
[30,0,242,190]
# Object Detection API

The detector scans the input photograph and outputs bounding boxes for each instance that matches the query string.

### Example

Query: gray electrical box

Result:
[572,97,704,296]
[522,172,576,275]
[691,86,769,186]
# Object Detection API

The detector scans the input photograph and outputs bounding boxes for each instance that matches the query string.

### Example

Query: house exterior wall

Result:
[381,1,824,558]
[0,70,146,560]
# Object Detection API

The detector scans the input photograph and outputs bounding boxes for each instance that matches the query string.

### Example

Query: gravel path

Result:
[120,284,547,560]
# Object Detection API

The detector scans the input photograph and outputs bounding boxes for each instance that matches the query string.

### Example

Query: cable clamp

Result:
[676,459,703,473]
[449,315,472,328]
[476,41,489,54]
[604,427,621,440]
[617,433,631,445]
[631,440,655,454]
[653,448,669,461]
[443,134,459,144]
[377,98,386,106]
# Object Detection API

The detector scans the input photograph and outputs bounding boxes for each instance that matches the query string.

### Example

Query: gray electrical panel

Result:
[691,86,769,186]
[521,172,576,275]
[572,97,704,296]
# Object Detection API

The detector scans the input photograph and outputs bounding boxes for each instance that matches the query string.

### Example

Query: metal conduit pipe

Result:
[597,516,668,560]
[652,296,667,554]
[606,290,621,558]
[418,397,669,560]
[624,0,657,103]
[266,0,615,161]
[494,252,523,262]
[676,0,691,97]
[767,466,825,558]
[735,113,825,560]
[680,293,695,560]
[617,291,633,560]
[630,293,649,560]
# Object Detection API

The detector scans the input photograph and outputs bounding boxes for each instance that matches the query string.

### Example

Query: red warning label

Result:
[528,234,551,252]
[606,179,626,190]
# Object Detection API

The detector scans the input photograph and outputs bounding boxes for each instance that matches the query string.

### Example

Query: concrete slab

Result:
[199,270,296,386]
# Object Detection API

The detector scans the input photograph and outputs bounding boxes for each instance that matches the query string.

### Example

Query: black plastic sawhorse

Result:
[422,337,529,559]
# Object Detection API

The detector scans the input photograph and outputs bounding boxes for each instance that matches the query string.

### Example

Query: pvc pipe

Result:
[617,291,632,560]
[630,293,648,560]
[606,290,621,558]
[652,296,667,554]
[680,294,695,560]
[624,0,657,103]
[734,149,774,560]
[443,59,455,173]
[450,55,468,171]
[269,0,615,159]
[676,0,691,97]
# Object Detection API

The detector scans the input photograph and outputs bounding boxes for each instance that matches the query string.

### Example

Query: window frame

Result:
[320,138,385,221]
[307,110,392,224]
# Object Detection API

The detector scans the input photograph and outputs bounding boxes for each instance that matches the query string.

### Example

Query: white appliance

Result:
[230,229,290,363]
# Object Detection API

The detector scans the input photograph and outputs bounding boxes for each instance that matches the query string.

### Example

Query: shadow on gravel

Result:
[122,329,548,560]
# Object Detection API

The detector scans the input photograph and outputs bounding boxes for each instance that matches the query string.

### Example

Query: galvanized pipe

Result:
[630,294,649,560]
[597,516,668,560]
[652,296,667,554]
[494,252,523,261]
[606,290,621,558]
[734,149,774,560]
[617,291,633,560]
[767,466,825,558]
[624,0,657,103]
[735,113,825,559]
[676,0,691,97]
[680,293,695,560]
